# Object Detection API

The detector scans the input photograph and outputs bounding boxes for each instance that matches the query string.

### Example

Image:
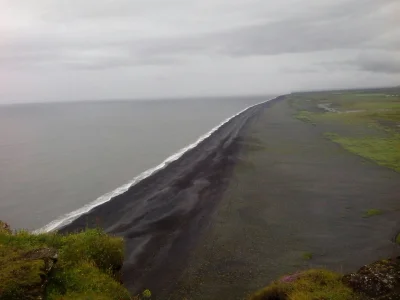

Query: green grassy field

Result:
[289,87,400,172]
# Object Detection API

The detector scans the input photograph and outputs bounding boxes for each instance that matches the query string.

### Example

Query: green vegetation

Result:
[396,233,400,245]
[142,289,152,298]
[326,134,400,172]
[363,209,383,218]
[295,111,316,125]
[323,132,339,139]
[0,220,132,300]
[249,269,359,300]
[290,88,400,172]
[302,252,313,260]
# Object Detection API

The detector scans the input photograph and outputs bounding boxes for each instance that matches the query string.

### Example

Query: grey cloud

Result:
[6,2,399,70]
[0,0,397,70]
[65,56,182,70]
[37,0,395,24]
[352,51,400,74]
[174,0,397,57]
[360,61,400,74]
[213,19,381,56]
[317,50,400,74]
[1,0,399,103]
[110,1,397,63]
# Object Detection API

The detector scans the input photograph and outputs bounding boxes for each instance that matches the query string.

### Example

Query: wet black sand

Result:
[61,97,400,299]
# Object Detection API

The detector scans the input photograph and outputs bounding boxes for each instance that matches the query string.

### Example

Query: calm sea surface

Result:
[0,96,270,230]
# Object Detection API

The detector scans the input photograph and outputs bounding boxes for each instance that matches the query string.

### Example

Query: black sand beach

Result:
[59,98,281,297]
[61,96,400,299]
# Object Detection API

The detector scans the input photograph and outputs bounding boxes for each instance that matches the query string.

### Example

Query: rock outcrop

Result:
[0,246,58,300]
[343,257,400,300]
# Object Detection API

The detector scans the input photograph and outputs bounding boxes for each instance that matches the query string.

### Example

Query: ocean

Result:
[0,96,271,230]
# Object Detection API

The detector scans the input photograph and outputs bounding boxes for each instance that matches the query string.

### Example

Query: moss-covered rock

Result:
[343,257,400,299]
[0,222,131,300]
[0,246,57,300]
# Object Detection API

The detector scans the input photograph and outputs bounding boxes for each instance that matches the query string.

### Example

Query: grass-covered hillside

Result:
[249,269,359,300]
[0,220,133,300]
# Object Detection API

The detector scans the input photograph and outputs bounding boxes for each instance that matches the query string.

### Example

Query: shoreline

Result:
[36,96,281,234]
[58,96,283,295]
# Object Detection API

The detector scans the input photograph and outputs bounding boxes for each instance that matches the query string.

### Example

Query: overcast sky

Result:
[1,0,399,103]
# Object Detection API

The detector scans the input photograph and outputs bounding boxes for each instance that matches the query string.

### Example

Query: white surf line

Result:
[35,97,276,233]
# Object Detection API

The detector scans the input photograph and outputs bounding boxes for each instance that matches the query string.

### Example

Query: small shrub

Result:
[46,262,131,300]
[302,252,313,260]
[60,229,124,272]
[249,269,358,300]
[142,289,152,298]
[364,209,383,218]
[249,282,290,300]
[395,233,400,245]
